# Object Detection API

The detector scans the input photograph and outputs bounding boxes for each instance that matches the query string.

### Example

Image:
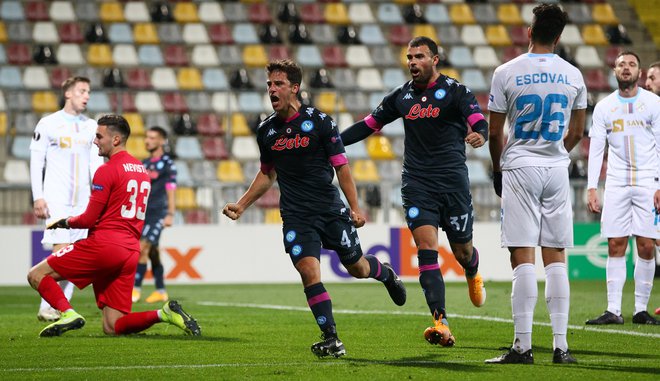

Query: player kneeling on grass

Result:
[223,59,406,358]
[26,114,200,337]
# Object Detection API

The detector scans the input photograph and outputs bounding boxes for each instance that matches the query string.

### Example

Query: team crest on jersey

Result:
[286,230,297,242]
[403,92,413,100]
[434,89,446,100]
[408,207,419,218]
[301,120,314,132]
[291,245,302,256]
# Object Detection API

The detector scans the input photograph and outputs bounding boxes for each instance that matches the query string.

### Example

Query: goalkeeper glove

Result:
[47,218,70,230]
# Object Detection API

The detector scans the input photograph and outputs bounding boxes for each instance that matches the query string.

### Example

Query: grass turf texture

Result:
[0,281,658,380]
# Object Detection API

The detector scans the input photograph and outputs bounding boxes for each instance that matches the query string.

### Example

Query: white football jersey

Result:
[489,53,587,169]
[30,110,103,206]
[588,88,660,188]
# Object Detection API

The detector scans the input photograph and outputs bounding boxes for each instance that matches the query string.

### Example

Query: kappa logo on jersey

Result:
[267,128,276,137]
[305,107,314,117]
[405,104,441,120]
[271,134,310,151]
[445,77,455,86]
[434,89,446,100]
[301,120,314,132]
[403,92,414,100]
[319,112,327,120]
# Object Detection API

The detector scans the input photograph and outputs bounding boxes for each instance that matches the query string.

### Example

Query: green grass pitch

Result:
[0,281,658,380]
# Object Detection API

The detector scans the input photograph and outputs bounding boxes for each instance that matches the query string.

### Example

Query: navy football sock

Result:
[153,264,165,290]
[365,255,391,283]
[304,282,336,337]
[418,249,446,318]
[134,263,147,288]
[465,247,480,278]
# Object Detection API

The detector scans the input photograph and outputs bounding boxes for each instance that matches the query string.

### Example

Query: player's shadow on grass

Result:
[345,354,485,372]
[68,334,242,343]
[573,348,659,360]
[573,363,660,376]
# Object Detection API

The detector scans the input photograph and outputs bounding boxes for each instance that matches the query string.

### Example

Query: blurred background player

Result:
[647,61,660,316]
[27,114,200,337]
[487,4,586,364]
[29,76,104,322]
[585,51,660,326]
[340,36,488,347]
[132,126,176,304]
[223,60,406,358]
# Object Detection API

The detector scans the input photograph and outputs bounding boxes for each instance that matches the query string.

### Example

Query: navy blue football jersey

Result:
[143,154,176,214]
[257,107,348,218]
[367,75,485,192]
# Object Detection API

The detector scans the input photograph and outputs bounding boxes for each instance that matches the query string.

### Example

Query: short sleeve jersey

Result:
[143,154,177,214]
[86,151,151,250]
[29,110,102,206]
[488,53,587,169]
[257,107,347,218]
[588,89,660,188]
[369,75,484,192]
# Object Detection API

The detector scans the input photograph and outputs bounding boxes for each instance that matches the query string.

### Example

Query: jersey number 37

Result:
[515,93,568,141]
[121,179,151,220]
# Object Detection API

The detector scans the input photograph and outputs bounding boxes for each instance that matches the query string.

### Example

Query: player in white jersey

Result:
[585,51,660,326]
[486,4,586,365]
[646,61,660,316]
[29,77,104,321]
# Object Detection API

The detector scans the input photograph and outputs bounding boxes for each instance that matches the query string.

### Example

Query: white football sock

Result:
[606,256,626,316]
[511,263,537,353]
[545,263,570,352]
[634,257,655,315]
[60,280,74,301]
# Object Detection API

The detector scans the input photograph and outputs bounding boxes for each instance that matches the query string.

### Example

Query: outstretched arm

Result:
[222,169,276,220]
[340,120,376,146]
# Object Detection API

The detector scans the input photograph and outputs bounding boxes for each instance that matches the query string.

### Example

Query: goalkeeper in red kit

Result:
[27,114,200,337]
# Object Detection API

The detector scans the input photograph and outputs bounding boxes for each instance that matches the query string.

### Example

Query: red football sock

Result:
[37,275,72,312]
[114,310,160,335]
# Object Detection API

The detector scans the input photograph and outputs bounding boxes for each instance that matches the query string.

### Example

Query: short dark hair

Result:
[408,36,439,57]
[616,50,641,67]
[266,59,302,86]
[650,61,660,70]
[98,114,131,143]
[61,76,90,97]
[530,4,568,45]
[148,126,168,139]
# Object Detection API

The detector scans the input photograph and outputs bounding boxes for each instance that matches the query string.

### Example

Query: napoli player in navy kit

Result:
[222,60,407,358]
[132,126,177,304]
[341,37,489,346]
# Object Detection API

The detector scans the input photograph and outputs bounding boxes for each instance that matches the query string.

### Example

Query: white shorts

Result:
[601,185,660,239]
[41,203,88,248]
[501,166,573,248]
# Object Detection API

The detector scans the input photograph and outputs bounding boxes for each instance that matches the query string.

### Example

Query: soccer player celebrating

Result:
[222,60,406,358]
[585,51,660,326]
[132,126,177,304]
[340,36,488,346]
[30,76,104,321]
[486,4,586,364]
[27,115,200,337]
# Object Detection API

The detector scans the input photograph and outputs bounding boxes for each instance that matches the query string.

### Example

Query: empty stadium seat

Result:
[1,1,24,21]
[176,68,202,91]
[32,91,59,113]
[332,68,357,91]
[229,113,251,137]
[473,4,497,24]
[382,68,407,90]
[575,45,604,68]
[316,92,344,114]
[325,3,350,25]
[438,25,462,46]
[238,92,265,113]
[122,113,144,136]
[151,67,177,90]
[473,46,500,68]
[509,25,528,46]
[582,24,609,45]
[223,2,247,22]
[0,22,7,44]
[173,2,198,23]
[242,45,268,68]
[388,25,412,46]
[58,22,83,43]
[175,137,203,160]
[201,137,229,160]
[175,187,197,210]
[49,1,75,22]
[255,187,280,209]
[585,68,610,92]
[202,69,228,91]
[209,24,234,44]
[197,114,223,136]
[108,23,133,44]
[158,23,183,44]
[346,46,373,67]
[461,25,487,46]
[498,4,523,25]
[352,159,380,182]
[163,45,189,67]
[7,90,33,111]
[321,45,347,67]
[349,3,375,24]
[366,136,396,160]
[13,112,36,135]
[125,68,151,89]
[356,68,384,91]
[23,66,49,89]
[448,46,474,68]
[485,25,511,47]
[111,44,138,66]
[592,3,619,25]
[370,46,397,67]
[182,23,209,44]
[377,3,403,24]
[565,3,592,24]
[296,45,323,67]
[211,92,238,113]
[412,24,437,42]
[449,4,475,25]
[162,92,188,113]
[344,91,369,113]
[233,23,259,44]
[123,1,149,23]
[344,139,368,159]
[33,22,59,43]
[87,44,113,67]
[198,2,224,23]
[425,4,450,24]
[7,43,31,65]
[134,23,159,44]
[191,160,216,184]
[231,136,260,161]
[4,159,30,184]
[268,45,290,61]
[75,2,98,21]
[218,45,243,66]
[360,24,386,45]
[109,92,137,113]
[86,91,111,112]
[462,69,488,92]
[0,44,5,64]
[248,2,272,24]
[50,66,71,89]
[135,91,163,113]
[0,66,23,89]
[190,45,218,67]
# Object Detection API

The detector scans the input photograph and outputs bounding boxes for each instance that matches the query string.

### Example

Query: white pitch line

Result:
[198,301,660,339]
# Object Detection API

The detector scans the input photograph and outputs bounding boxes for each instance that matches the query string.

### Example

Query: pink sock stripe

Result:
[307,292,330,307]
[419,264,440,273]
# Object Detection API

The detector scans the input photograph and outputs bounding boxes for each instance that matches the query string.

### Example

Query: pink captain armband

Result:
[260,162,274,174]
[466,113,485,127]
[165,183,177,191]
[329,153,348,167]
[364,115,384,131]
